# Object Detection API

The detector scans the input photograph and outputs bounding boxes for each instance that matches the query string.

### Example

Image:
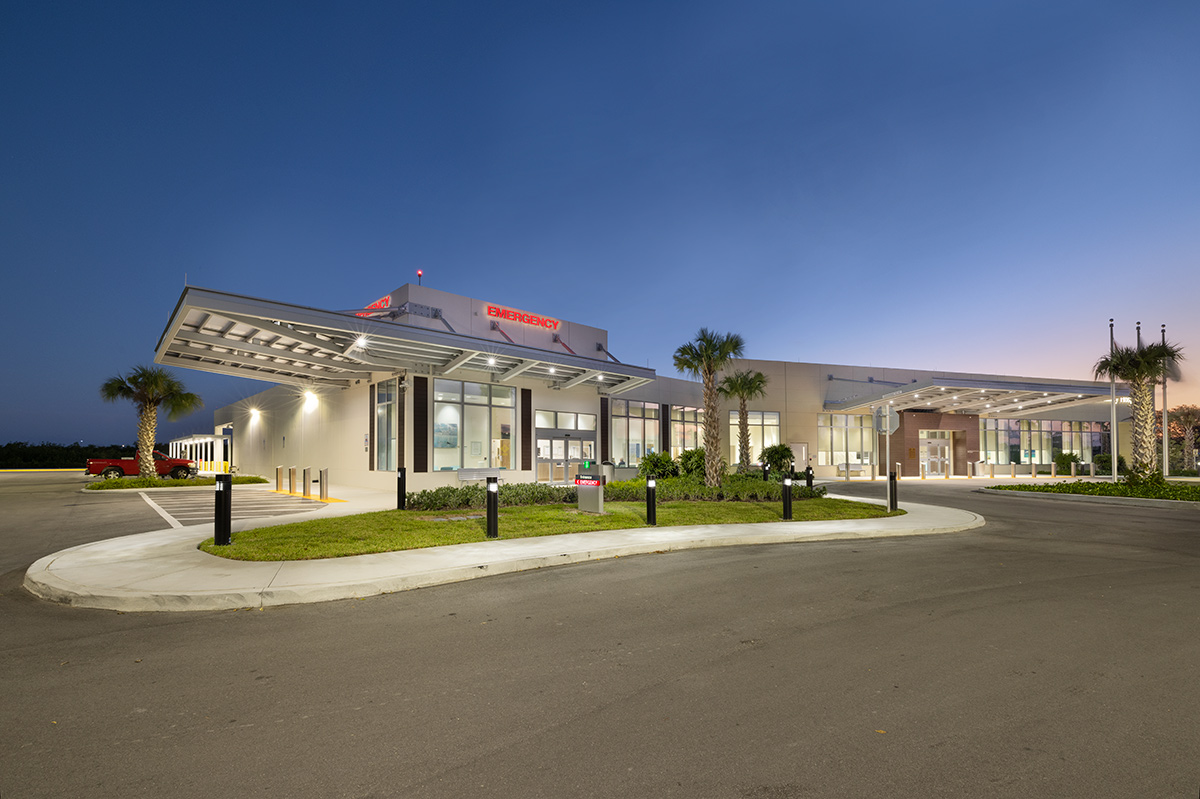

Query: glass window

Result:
[433,403,461,471]
[817,414,875,468]
[433,380,460,402]
[535,410,556,428]
[612,417,629,467]
[578,413,596,431]
[667,406,705,458]
[491,386,515,407]
[728,408,782,466]
[430,380,516,470]
[558,412,577,430]
[375,379,397,471]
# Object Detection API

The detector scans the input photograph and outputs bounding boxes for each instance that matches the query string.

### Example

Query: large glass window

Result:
[432,379,514,471]
[534,410,596,431]
[610,400,660,467]
[817,414,874,467]
[728,410,780,466]
[977,418,1109,464]
[669,405,704,458]
[375,379,398,471]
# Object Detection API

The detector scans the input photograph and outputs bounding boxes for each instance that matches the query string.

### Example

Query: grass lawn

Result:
[200,498,903,561]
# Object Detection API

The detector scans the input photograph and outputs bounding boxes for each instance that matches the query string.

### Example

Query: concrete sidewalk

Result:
[24,487,984,612]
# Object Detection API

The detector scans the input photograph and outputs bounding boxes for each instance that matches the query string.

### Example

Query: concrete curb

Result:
[23,497,984,613]
[976,487,1200,510]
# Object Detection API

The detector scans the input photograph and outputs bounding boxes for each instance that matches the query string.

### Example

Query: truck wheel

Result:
[101,468,123,480]
[169,467,190,480]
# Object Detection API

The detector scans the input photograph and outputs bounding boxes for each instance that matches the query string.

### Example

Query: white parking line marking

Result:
[139,492,184,529]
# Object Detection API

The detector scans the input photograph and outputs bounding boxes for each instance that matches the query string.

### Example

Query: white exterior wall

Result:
[217,351,1125,488]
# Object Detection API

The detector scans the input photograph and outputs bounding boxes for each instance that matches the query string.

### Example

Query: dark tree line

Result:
[0,442,169,469]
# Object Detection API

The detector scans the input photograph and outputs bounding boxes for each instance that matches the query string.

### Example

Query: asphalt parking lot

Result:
[2,473,1199,798]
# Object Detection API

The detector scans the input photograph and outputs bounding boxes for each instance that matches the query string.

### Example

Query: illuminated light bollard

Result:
[397,466,407,510]
[646,478,657,526]
[214,473,232,546]
[486,476,499,539]
[782,476,793,521]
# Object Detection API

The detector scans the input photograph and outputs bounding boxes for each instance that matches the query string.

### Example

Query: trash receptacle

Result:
[601,461,615,484]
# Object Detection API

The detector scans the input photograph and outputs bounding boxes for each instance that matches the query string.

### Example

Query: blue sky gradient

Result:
[3,1,1197,445]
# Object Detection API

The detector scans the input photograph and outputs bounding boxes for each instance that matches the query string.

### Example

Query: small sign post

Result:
[875,407,899,509]
[575,474,604,515]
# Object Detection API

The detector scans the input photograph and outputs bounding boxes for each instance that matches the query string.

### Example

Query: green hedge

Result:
[991,478,1200,502]
[403,475,826,511]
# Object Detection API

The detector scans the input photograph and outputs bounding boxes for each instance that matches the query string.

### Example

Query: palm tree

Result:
[1093,341,1183,472]
[674,329,745,486]
[719,369,769,472]
[1168,404,1200,472]
[100,366,204,477]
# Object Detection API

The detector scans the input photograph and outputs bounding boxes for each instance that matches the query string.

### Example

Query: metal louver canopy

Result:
[155,287,655,394]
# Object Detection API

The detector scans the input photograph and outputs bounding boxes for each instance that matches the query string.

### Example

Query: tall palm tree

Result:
[1168,404,1200,472]
[100,366,204,477]
[1093,341,1183,472]
[674,329,745,486]
[719,369,769,472]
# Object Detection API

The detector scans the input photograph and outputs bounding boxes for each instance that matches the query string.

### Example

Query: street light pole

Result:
[1110,319,1118,483]
[1162,324,1169,478]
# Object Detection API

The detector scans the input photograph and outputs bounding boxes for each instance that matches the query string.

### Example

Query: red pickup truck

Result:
[86,450,197,480]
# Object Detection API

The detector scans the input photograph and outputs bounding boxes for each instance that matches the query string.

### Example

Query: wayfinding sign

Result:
[875,406,900,435]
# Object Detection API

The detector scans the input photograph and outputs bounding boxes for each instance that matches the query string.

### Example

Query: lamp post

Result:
[1110,319,1118,483]
[1162,324,1169,478]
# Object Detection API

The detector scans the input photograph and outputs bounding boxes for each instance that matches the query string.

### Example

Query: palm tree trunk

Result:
[1129,380,1156,471]
[737,397,751,473]
[702,367,721,487]
[137,404,158,478]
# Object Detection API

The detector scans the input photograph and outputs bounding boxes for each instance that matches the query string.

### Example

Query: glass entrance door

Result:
[918,431,952,476]
[536,435,596,483]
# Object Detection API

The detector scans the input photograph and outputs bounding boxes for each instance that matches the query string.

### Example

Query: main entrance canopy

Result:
[825,375,1128,417]
[155,286,655,394]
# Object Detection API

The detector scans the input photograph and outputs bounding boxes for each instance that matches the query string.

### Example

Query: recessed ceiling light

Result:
[355,336,368,348]
[548,367,556,374]
[487,356,496,366]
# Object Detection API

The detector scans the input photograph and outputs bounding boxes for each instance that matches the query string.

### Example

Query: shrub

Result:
[405,482,578,511]
[603,474,826,503]
[1053,451,1081,473]
[678,448,706,478]
[638,450,679,480]
[759,443,795,476]
[1093,454,1128,474]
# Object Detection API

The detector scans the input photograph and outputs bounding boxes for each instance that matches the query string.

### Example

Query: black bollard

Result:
[782,476,793,520]
[486,476,499,538]
[762,462,769,482]
[397,466,407,510]
[214,473,232,546]
[888,471,898,512]
[646,477,657,526]
[805,466,814,489]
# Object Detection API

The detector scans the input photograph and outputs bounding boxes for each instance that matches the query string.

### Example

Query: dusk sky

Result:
[3,1,1198,446]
